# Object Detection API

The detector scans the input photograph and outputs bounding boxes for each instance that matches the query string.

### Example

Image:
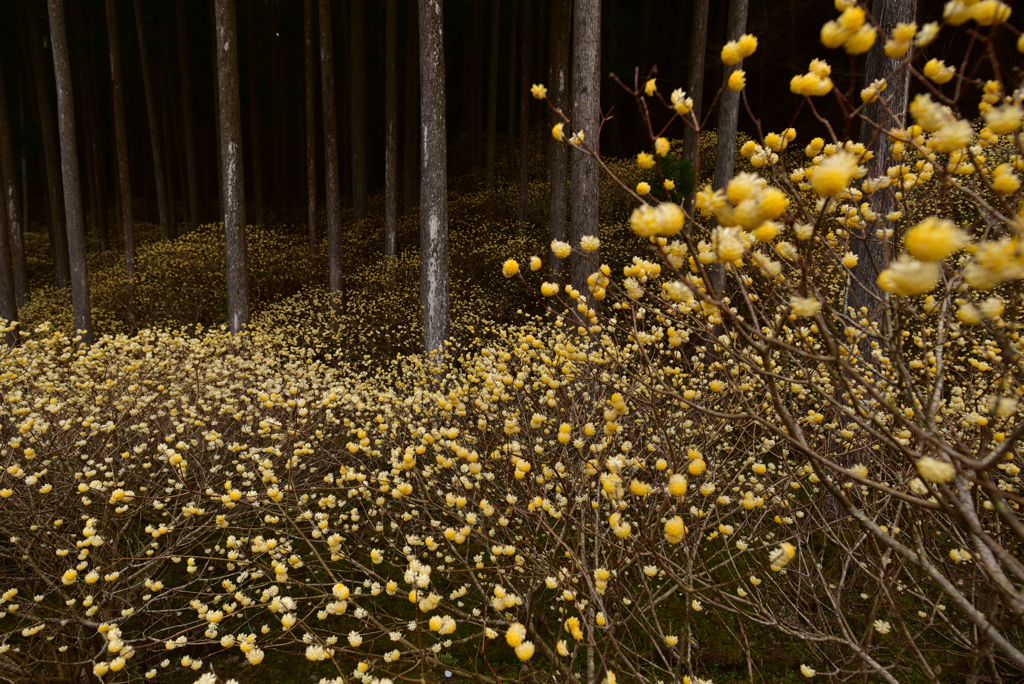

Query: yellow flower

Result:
[769,542,797,571]
[667,473,688,496]
[923,58,955,84]
[728,70,747,92]
[993,164,1021,194]
[877,256,941,296]
[663,179,675,191]
[671,89,693,115]
[842,252,858,268]
[654,137,670,156]
[530,83,547,99]
[720,41,743,66]
[917,456,955,483]
[551,240,572,258]
[514,641,535,660]
[643,78,658,97]
[984,104,1022,135]
[820,20,851,49]
[636,182,651,196]
[580,235,600,252]
[688,459,707,476]
[529,255,542,271]
[629,203,685,238]
[506,623,527,648]
[790,296,822,317]
[844,25,877,54]
[569,130,585,145]
[810,151,858,197]
[664,516,686,543]
[552,123,565,142]
[502,260,520,278]
[737,33,758,57]
[800,664,816,678]
[970,0,1011,26]
[949,548,973,562]
[860,78,887,103]
[904,217,970,262]
[540,282,559,297]
[637,152,655,170]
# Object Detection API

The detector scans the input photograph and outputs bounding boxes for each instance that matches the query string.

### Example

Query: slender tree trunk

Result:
[246,0,265,228]
[350,0,368,221]
[211,0,224,223]
[402,0,419,215]
[484,0,501,191]
[516,0,532,228]
[159,68,177,236]
[505,0,518,176]
[569,0,601,305]
[0,176,17,342]
[847,0,918,318]
[305,0,318,254]
[215,0,250,333]
[270,0,284,214]
[47,0,93,343]
[24,2,71,288]
[682,0,709,209]
[132,0,173,240]
[384,0,398,260]
[105,0,135,278]
[710,0,749,295]
[177,0,200,235]
[467,1,484,171]
[418,0,449,354]
[546,0,571,277]
[0,57,29,306]
[320,0,343,294]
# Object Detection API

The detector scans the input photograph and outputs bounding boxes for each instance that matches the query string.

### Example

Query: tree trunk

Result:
[23,2,71,288]
[384,0,398,260]
[0,56,29,306]
[305,0,318,254]
[846,0,918,319]
[105,0,136,278]
[132,0,173,241]
[505,0,518,176]
[246,0,265,229]
[402,0,419,215]
[546,0,571,277]
[270,0,285,215]
[516,0,532,229]
[484,0,501,191]
[349,0,368,221]
[319,0,343,294]
[682,0,710,209]
[0,176,17,343]
[467,1,485,171]
[177,0,200,235]
[159,67,178,235]
[710,0,748,295]
[418,0,449,354]
[47,0,93,343]
[214,0,250,333]
[569,0,601,305]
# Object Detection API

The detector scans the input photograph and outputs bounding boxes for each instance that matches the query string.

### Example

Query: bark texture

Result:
[215,0,251,333]
[546,0,571,276]
[350,0,368,221]
[418,0,450,354]
[484,0,501,191]
[569,0,601,304]
[24,3,70,288]
[846,0,919,318]
[47,0,93,343]
[516,0,532,228]
[682,0,710,209]
[305,0,318,253]
[177,0,200,234]
[0,56,28,306]
[402,0,420,215]
[384,0,398,259]
[246,0,265,228]
[132,0,174,240]
[105,0,135,278]
[319,0,343,294]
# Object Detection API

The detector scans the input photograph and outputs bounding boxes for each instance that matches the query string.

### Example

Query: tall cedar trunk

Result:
[215,0,250,333]
[319,0,343,294]
[177,0,200,235]
[246,0,265,228]
[402,0,419,215]
[710,0,748,295]
[505,0,518,176]
[484,0,500,191]
[384,0,398,259]
[24,3,71,288]
[0,57,29,306]
[467,1,484,171]
[132,0,174,241]
[516,0,532,228]
[304,0,318,254]
[211,0,223,222]
[159,67,177,231]
[569,0,601,305]
[847,0,918,319]
[339,5,350,209]
[0,173,16,342]
[546,0,571,277]
[682,0,710,209]
[105,0,136,277]
[47,0,93,343]
[270,0,284,213]
[71,7,102,252]
[418,0,449,354]
[85,54,109,252]
[349,0,368,221]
